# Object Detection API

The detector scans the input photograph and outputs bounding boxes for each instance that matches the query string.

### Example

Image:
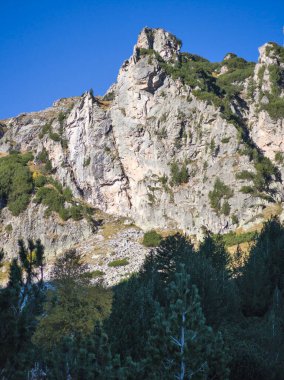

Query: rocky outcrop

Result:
[134,27,181,62]
[249,43,284,171]
[0,202,93,259]
[0,27,284,262]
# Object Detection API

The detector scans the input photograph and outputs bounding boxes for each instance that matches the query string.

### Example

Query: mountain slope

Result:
[1,27,284,261]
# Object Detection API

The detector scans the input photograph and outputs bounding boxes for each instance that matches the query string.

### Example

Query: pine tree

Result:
[45,324,132,379]
[141,234,195,300]
[264,287,284,376]
[107,275,155,361]
[240,218,284,316]
[144,266,230,379]
[0,241,46,377]
[33,249,112,350]
[198,232,230,272]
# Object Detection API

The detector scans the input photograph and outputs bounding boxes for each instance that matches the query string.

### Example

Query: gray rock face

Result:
[0,203,93,259]
[0,27,284,262]
[134,27,181,62]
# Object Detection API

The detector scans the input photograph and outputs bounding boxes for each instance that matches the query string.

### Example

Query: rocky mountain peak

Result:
[135,27,181,61]
[223,52,237,61]
[258,42,284,67]
[0,27,284,269]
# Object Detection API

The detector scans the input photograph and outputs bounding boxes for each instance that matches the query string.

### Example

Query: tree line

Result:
[0,218,284,379]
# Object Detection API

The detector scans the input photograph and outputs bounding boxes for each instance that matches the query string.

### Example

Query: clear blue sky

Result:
[1,0,283,119]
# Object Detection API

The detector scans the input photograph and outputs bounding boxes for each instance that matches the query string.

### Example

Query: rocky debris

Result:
[77,227,149,286]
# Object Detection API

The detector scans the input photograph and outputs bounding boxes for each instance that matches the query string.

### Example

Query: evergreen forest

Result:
[1,218,284,379]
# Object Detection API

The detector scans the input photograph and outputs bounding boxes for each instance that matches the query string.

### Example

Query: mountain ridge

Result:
[0,27,284,266]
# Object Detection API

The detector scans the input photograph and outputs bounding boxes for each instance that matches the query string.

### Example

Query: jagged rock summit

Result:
[134,27,181,61]
[1,27,284,264]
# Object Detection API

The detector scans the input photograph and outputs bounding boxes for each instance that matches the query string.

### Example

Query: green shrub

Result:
[83,157,91,167]
[37,149,49,163]
[58,208,70,221]
[61,139,68,150]
[210,138,216,154]
[236,171,255,181]
[240,185,255,194]
[39,123,52,139]
[49,178,63,193]
[231,214,239,225]
[5,224,12,233]
[62,187,73,202]
[8,193,30,216]
[209,178,233,215]
[170,161,188,186]
[142,230,162,247]
[262,98,284,120]
[222,56,251,71]
[0,153,33,215]
[108,258,129,267]
[268,65,282,96]
[69,206,83,221]
[49,132,61,142]
[265,42,284,62]
[34,178,85,221]
[90,270,105,278]
[220,230,256,246]
[34,175,46,188]
[217,66,254,95]
[254,156,278,191]
[275,152,284,164]
[39,122,66,144]
[160,55,221,95]
[35,187,65,214]
[236,154,279,194]
[158,174,168,186]
[192,90,222,107]
[138,48,156,57]
[37,150,52,173]
[221,200,231,216]
[43,160,52,174]
[103,91,115,101]
[58,112,66,125]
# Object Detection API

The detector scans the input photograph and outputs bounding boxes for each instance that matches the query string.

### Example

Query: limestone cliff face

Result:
[1,27,284,259]
[249,43,284,165]
[0,203,93,259]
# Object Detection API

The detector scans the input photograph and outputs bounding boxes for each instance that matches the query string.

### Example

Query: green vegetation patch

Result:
[108,258,129,267]
[142,230,162,247]
[260,60,284,120]
[35,180,87,221]
[209,178,233,215]
[265,43,284,63]
[39,117,68,148]
[90,270,105,278]
[275,152,284,164]
[0,151,88,220]
[262,98,284,120]
[220,230,257,247]
[170,161,189,186]
[0,152,34,216]
[236,154,279,195]
[217,65,254,97]
[103,91,115,101]
[138,41,280,196]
